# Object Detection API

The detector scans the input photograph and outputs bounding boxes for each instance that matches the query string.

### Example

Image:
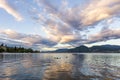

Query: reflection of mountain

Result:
[47,45,120,53]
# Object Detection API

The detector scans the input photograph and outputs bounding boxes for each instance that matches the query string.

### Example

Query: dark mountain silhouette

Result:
[44,45,120,53]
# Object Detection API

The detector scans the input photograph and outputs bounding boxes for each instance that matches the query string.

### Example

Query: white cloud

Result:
[81,0,120,26]
[0,0,23,21]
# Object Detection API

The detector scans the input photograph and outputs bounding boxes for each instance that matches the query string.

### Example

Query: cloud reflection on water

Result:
[0,53,120,80]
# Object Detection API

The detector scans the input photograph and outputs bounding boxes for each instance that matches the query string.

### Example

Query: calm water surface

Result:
[0,53,120,80]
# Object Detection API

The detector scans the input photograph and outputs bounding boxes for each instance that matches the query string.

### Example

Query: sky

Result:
[0,0,120,51]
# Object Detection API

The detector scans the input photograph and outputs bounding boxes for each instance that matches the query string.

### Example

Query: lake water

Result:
[0,53,120,80]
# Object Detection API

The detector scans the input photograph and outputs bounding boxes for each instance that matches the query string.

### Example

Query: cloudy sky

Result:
[0,0,120,51]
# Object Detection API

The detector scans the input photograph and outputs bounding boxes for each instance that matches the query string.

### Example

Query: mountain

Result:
[67,45,89,52]
[89,45,120,52]
[47,45,120,53]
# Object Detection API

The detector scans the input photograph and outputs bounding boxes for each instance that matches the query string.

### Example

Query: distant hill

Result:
[44,45,120,53]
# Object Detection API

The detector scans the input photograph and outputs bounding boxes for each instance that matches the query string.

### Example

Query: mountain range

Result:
[43,45,120,53]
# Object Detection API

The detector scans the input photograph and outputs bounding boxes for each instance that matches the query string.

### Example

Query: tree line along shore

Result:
[0,44,40,53]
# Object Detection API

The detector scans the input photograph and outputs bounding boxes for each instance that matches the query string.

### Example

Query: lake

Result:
[0,53,120,80]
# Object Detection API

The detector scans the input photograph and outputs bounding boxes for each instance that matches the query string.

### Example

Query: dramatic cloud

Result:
[88,29,120,44]
[0,0,23,21]
[33,0,120,42]
[1,0,120,50]
[42,20,81,44]
[81,0,120,26]
[35,0,120,27]
[0,29,56,49]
